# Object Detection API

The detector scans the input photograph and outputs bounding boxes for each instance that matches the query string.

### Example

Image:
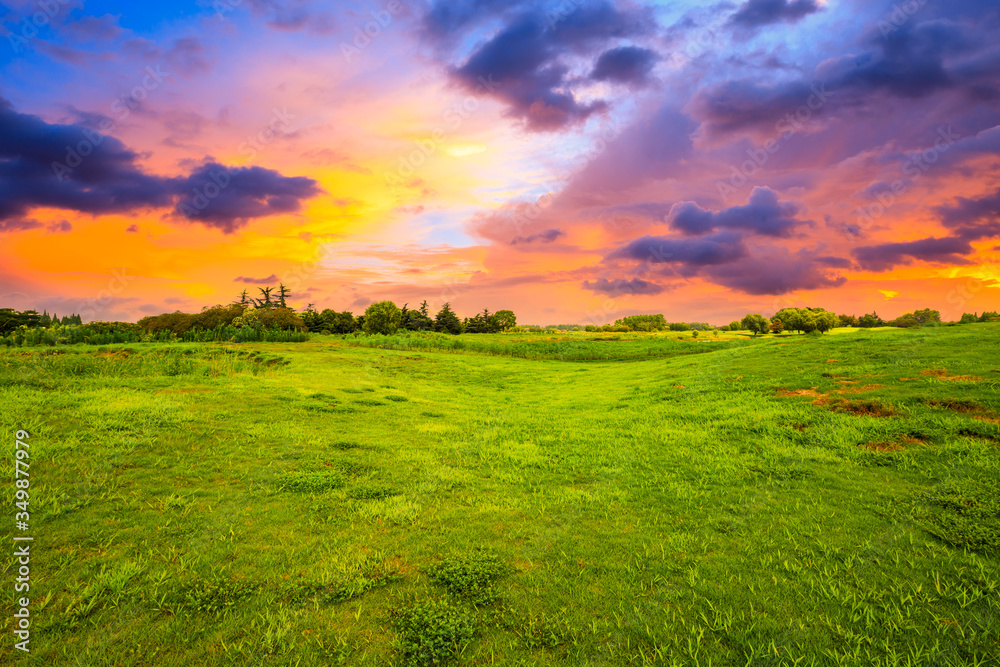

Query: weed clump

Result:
[349,485,400,500]
[175,578,257,615]
[279,470,345,492]
[917,479,1000,552]
[391,598,475,667]
[426,551,509,604]
[330,440,361,450]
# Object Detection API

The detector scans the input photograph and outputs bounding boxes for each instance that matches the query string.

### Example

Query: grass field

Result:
[2,324,999,666]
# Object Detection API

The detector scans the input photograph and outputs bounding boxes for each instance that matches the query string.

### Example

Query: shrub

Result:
[391,598,475,667]
[279,470,345,492]
[426,551,508,604]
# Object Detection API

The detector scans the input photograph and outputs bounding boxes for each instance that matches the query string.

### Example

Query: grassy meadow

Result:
[2,324,999,666]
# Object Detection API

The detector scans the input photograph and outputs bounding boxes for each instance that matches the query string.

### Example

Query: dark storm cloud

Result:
[235,275,279,284]
[608,230,847,294]
[729,0,821,28]
[702,247,848,295]
[0,97,321,233]
[668,187,807,237]
[589,46,659,86]
[447,2,654,131]
[691,18,1000,138]
[423,0,513,38]
[510,228,565,245]
[174,162,322,233]
[607,231,747,267]
[583,277,665,296]
[936,188,1000,228]
[852,236,975,271]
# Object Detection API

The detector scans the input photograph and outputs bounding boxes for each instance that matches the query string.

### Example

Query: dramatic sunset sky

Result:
[1,0,998,324]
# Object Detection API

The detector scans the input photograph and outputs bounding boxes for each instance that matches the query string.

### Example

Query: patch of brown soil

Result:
[925,399,981,413]
[775,388,829,405]
[921,368,984,381]
[826,359,840,363]
[672,384,686,389]
[974,415,1000,425]
[829,398,898,417]
[837,384,884,395]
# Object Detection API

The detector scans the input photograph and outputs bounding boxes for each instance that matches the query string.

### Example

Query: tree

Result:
[256,286,274,308]
[858,312,883,328]
[773,308,804,333]
[302,303,322,331]
[616,314,667,331]
[838,314,857,327]
[362,301,402,335]
[770,318,784,334]
[728,320,741,331]
[402,305,434,331]
[741,313,769,336]
[815,311,839,333]
[435,303,463,334]
[959,313,978,324]
[494,310,516,331]
[277,283,292,308]
[238,289,250,306]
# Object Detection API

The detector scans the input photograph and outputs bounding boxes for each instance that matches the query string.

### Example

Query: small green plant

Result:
[426,551,508,604]
[916,479,1000,552]
[329,440,361,450]
[279,470,345,492]
[391,598,475,666]
[175,578,257,615]
[348,485,400,500]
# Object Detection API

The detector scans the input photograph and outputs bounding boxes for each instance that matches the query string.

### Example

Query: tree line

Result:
[305,300,517,336]
[0,309,82,333]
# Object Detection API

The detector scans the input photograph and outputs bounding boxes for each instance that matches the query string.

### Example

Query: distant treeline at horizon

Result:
[2,297,1000,339]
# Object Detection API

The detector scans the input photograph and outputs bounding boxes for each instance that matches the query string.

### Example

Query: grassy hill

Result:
[2,324,998,665]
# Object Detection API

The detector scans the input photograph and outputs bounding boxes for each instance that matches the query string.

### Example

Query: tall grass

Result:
[0,324,309,347]
[343,331,748,361]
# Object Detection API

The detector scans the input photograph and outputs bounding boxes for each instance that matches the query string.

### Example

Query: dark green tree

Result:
[741,313,770,336]
[277,283,291,308]
[435,303,463,335]
[256,286,274,308]
[363,301,402,335]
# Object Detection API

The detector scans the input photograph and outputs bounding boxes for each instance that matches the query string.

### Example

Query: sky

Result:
[1,0,999,325]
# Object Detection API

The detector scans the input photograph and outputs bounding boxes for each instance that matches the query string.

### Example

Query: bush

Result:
[391,598,475,667]
[279,470,345,492]
[426,551,508,604]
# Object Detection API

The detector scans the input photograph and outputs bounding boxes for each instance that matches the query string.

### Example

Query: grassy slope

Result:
[1,325,999,666]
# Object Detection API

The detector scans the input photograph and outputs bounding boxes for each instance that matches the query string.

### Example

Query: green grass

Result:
[2,325,999,665]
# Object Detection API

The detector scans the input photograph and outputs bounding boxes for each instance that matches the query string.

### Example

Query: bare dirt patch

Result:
[828,398,899,417]
[920,368,984,382]
[925,399,982,413]
[775,388,829,405]
[837,384,884,395]
[826,359,840,363]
